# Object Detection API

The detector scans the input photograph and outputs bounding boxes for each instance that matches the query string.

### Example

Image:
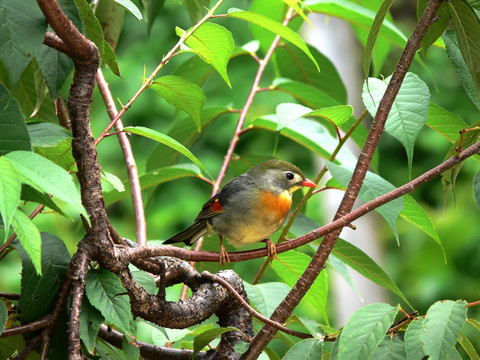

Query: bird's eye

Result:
[285,171,294,180]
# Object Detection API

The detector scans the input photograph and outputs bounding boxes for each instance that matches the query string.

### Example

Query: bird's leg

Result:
[219,236,231,265]
[263,239,278,262]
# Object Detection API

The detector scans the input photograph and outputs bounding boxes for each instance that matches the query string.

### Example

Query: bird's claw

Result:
[264,239,278,262]
[219,242,231,266]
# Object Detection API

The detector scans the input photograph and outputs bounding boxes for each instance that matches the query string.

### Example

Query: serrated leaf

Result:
[338,303,399,360]
[151,75,206,131]
[427,102,469,142]
[11,209,41,275]
[371,336,407,360]
[327,162,404,241]
[273,79,341,110]
[363,0,394,78]
[5,151,88,221]
[443,30,480,110]
[308,105,354,128]
[284,338,323,359]
[275,103,313,130]
[243,282,291,317]
[85,269,134,336]
[15,232,70,323]
[400,195,443,255]
[177,23,234,87]
[144,0,165,36]
[192,327,243,357]
[124,127,209,176]
[227,8,319,71]
[74,0,120,76]
[363,73,430,172]
[307,0,407,47]
[332,239,411,307]
[35,138,75,171]
[405,317,426,360]
[28,122,72,148]
[131,270,156,295]
[422,300,468,359]
[80,297,104,353]
[0,84,31,154]
[272,251,328,321]
[275,43,346,104]
[104,164,200,205]
[0,157,21,242]
[252,117,357,166]
[417,0,451,55]
[21,185,68,218]
[0,0,47,86]
[113,0,142,20]
[0,300,7,334]
[447,0,480,100]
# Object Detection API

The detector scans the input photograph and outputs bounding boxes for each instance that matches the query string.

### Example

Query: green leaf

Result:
[177,23,234,87]
[417,0,451,55]
[444,30,480,110]
[15,233,70,323]
[284,338,323,359]
[0,0,47,86]
[275,103,313,130]
[124,127,209,176]
[400,195,443,255]
[327,162,404,241]
[422,300,467,359]
[146,106,230,170]
[101,171,125,193]
[274,44,346,104]
[0,84,31,154]
[21,185,68,218]
[272,251,328,321]
[5,151,88,221]
[104,164,200,205]
[332,239,411,307]
[184,0,209,24]
[0,300,7,334]
[281,0,313,28]
[227,9,319,71]
[35,138,75,171]
[338,303,399,360]
[427,102,469,142]
[405,318,426,360]
[144,0,165,36]
[447,0,480,100]
[252,117,357,166]
[363,0,394,78]
[151,75,206,132]
[79,297,104,353]
[243,282,291,317]
[37,44,73,99]
[371,337,407,360]
[11,209,41,275]
[458,331,480,360]
[307,0,407,48]
[0,157,21,242]
[308,105,354,128]
[113,0,142,20]
[131,270,156,295]
[85,269,134,336]
[74,0,120,76]
[441,120,480,202]
[28,123,72,148]
[363,73,430,172]
[474,170,480,208]
[192,327,243,357]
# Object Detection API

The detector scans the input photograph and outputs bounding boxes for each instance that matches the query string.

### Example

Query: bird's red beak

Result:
[302,178,316,188]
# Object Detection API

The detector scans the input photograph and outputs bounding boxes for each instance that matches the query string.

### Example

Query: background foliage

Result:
[0,0,480,359]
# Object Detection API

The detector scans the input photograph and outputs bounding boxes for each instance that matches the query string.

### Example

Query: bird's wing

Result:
[195,174,250,220]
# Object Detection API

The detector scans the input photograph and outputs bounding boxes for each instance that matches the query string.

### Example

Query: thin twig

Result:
[201,271,312,339]
[96,68,147,245]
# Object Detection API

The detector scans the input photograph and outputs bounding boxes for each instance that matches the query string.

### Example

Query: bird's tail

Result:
[163,220,208,246]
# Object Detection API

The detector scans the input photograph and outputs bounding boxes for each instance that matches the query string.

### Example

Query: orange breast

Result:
[258,190,292,223]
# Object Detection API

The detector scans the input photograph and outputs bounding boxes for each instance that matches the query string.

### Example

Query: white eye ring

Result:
[285,171,294,180]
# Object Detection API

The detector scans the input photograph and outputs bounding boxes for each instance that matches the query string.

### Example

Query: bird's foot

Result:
[264,239,278,262]
[219,242,231,266]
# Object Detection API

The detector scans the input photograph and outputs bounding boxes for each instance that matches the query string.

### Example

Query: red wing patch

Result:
[210,198,223,212]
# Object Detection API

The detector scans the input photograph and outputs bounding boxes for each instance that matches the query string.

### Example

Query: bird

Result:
[163,159,316,264]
